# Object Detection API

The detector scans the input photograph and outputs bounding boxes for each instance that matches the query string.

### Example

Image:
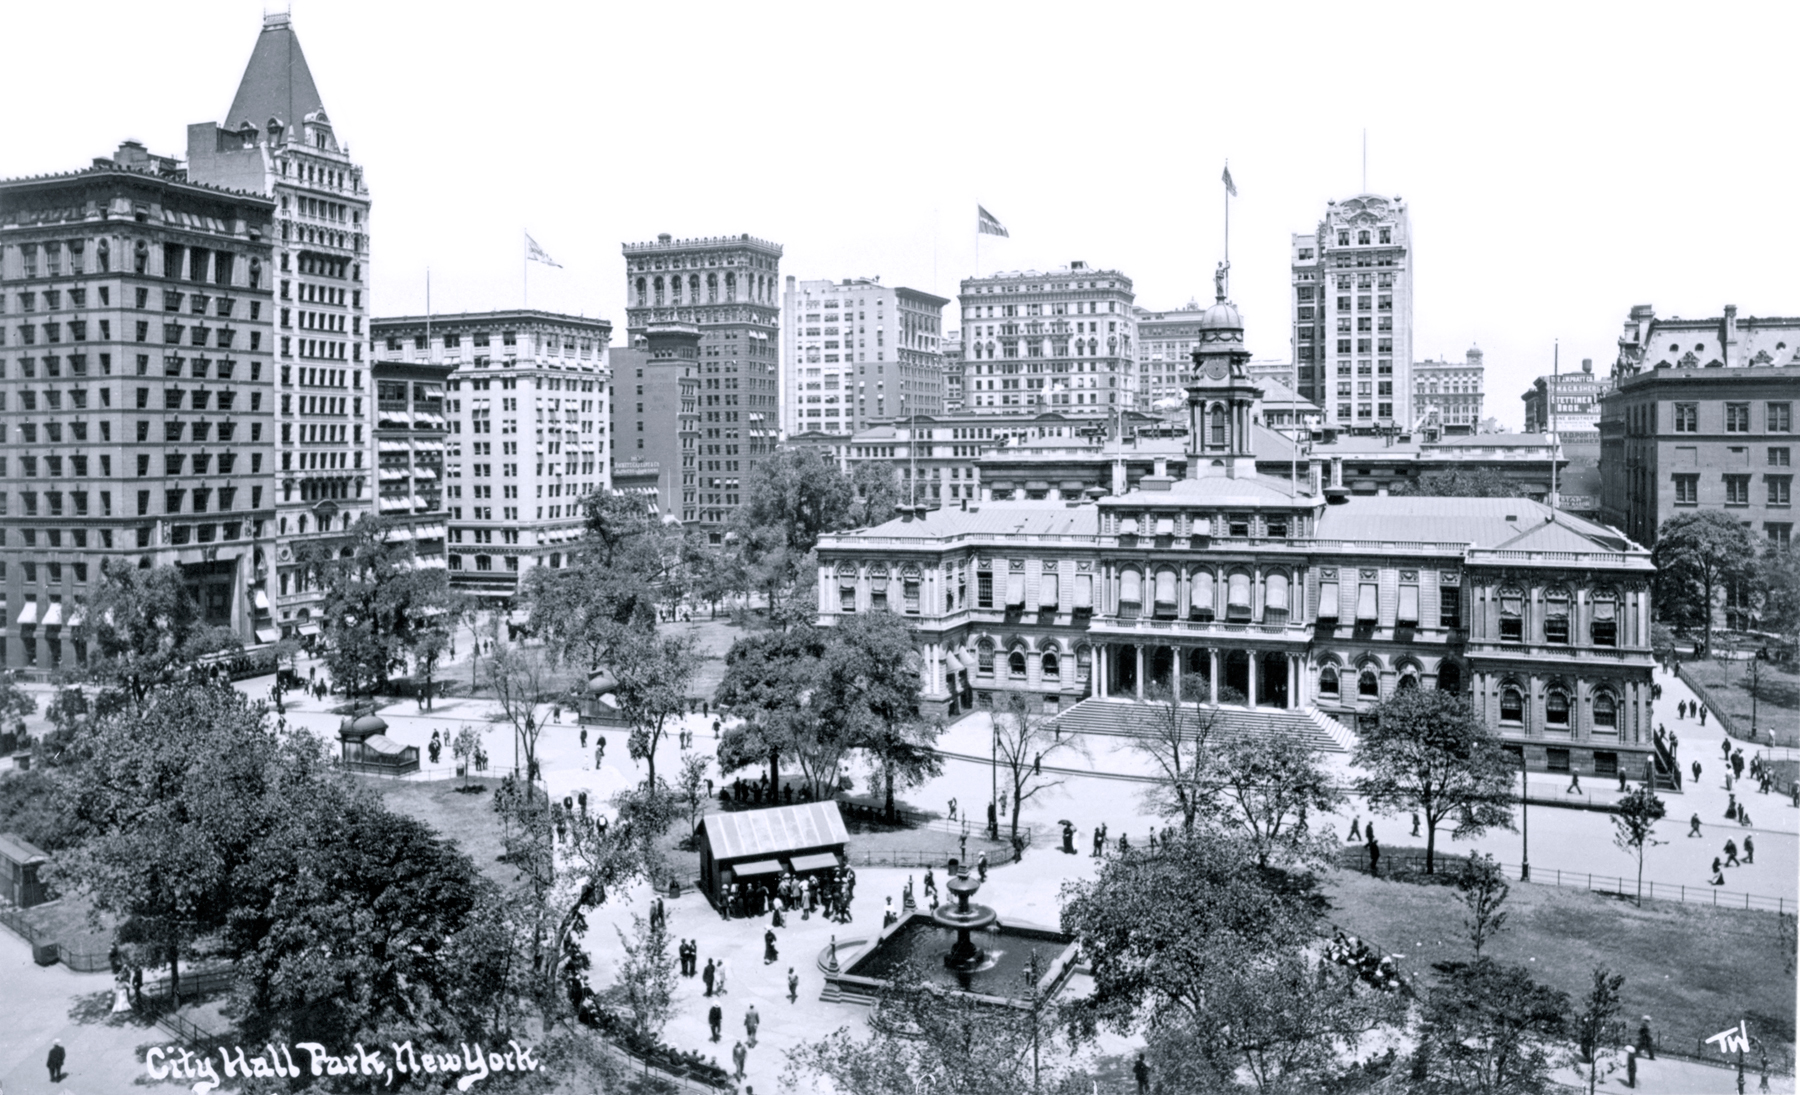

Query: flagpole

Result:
[523,232,528,309]
[1223,161,1230,268]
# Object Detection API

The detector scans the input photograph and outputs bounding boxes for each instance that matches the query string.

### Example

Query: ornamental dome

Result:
[1198,300,1243,332]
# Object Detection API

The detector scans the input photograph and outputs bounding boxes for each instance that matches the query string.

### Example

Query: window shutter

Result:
[1356,583,1378,621]
[1265,573,1289,611]
[1120,569,1142,603]
[1191,570,1215,613]
[1038,573,1059,608]
[1154,569,1177,606]
[1074,573,1093,609]
[1005,573,1026,606]
[1317,581,1339,617]
[1228,572,1251,609]
[1397,585,1419,624]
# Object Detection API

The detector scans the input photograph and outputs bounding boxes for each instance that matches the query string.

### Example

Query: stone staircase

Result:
[1048,698,1351,754]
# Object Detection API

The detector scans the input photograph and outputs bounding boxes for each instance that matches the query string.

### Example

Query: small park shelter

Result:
[696,801,849,907]
[337,714,420,776]
[0,832,50,908]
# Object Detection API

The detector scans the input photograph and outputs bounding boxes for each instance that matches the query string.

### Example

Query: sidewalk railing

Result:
[1336,847,1791,914]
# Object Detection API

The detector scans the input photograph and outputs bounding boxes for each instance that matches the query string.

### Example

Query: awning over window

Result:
[15,602,36,627]
[1038,574,1059,607]
[255,626,282,643]
[1501,595,1523,617]
[1593,599,1616,620]
[729,859,783,878]
[1265,573,1289,612]
[839,574,857,589]
[945,651,964,673]
[788,852,841,873]
[871,576,889,591]
[1005,574,1026,606]
[1317,582,1339,617]
[1357,583,1379,621]
[253,589,271,611]
[40,602,63,628]
[1227,572,1251,609]
[1120,518,1138,535]
[298,622,321,637]
[1119,569,1142,603]
[1191,570,1215,612]
[1073,573,1093,609]
[1155,517,1174,536]
[1397,585,1420,624]
[1154,569,1177,606]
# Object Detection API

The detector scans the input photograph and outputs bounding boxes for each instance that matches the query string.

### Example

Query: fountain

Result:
[932,864,998,970]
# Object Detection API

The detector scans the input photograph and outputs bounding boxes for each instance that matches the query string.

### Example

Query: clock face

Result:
[1205,362,1228,380]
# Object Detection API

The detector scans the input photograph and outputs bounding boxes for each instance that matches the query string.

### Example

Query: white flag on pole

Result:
[525,233,561,268]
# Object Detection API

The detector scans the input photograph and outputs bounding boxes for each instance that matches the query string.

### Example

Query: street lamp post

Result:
[1519,752,1531,882]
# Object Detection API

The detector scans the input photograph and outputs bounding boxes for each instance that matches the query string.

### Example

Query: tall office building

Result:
[1134,300,1206,416]
[1291,195,1414,432]
[609,325,701,525]
[622,233,781,537]
[0,145,280,671]
[1414,348,1485,435]
[959,262,1135,416]
[369,355,453,573]
[781,277,948,435]
[187,11,374,637]
[941,331,966,414]
[1522,357,1609,438]
[372,311,611,604]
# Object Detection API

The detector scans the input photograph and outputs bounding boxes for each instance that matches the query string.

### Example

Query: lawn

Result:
[1326,864,1796,1060]
[656,614,746,702]
[361,774,518,887]
[1683,656,1800,747]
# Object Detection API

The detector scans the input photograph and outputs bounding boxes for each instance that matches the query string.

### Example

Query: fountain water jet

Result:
[931,864,998,970]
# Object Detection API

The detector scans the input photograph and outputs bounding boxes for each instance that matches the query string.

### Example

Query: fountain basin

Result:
[824,912,1079,1004]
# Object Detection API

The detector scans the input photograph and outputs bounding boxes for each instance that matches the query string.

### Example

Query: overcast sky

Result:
[8,1,1796,428]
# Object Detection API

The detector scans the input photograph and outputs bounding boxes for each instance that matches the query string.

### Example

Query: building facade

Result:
[369,357,451,576]
[1599,303,1799,550]
[371,311,611,603]
[781,277,948,435]
[609,326,701,525]
[622,233,781,538]
[941,331,965,414]
[1134,300,1205,415]
[0,147,280,671]
[186,11,374,637]
[959,262,1135,415]
[1291,195,1415,430]
[1522,357,1609,438]
[1413,348,1485,435]
[815,295,1660,778]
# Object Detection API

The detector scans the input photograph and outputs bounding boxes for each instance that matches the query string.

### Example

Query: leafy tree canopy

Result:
[1652,510,1760,655]
[1391,467,1528,498]
[73,559,240,706]
[301,515,453,696]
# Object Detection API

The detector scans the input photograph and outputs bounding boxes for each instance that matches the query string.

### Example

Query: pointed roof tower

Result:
[225,12,326,135]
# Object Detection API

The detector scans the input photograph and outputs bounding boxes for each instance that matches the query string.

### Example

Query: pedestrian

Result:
[715,958,728,995]
[1367,837,1381,876]
[1636,1016,1655,1059]
[580,727,588,749]
[1349,816,1362,842]
[1618,765,1628,792]
[709,1003,722,1041]
[1033,753,1041,776]
[1725,838,1740,867]
[924,867,937,901]
[1693,759,1703,785]
[1364,822,1375,844]
[1091,826,1103,858]
[764,928,779,965]
[948,797,957,820]
[977,851,989,880]
[731,1040,747,1080]
[46,1039,65,1083]
[1134,1052,1151,1094]
[703,958,716,996]
[1117,832,1129,856]
[1410,812,1420,837]
[1699,706,1707,726]
[1689,813,1703,837]
[745,1004,760,1047]
[598,737,606,761]
[1744,834,1755,864]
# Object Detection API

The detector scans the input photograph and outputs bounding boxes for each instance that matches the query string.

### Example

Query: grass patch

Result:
[362,775,518,887]
[1683,657,1800,747]
[23,891,113,958]
[1326,865,1796,1057]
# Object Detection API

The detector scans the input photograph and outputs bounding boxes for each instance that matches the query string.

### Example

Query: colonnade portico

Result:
[1093,641,1306,708]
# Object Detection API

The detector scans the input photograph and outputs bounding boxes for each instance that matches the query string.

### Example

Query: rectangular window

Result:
[1396,582,1419,625]
[1500,593,1523,642]
[1544,592,1570,644]
[1770,475,1792,507]
[1439,584,1461,627]
[903,575,921,614]
[977,571,993,608]
[1673,474,1698,505]
[1592,597,1617,647]
[1355,582,1378,623]
[1725,474,1751,506]
[1726,403,1751,432]
[1673,403,1697,432]
[1316,580,1338,620]
[1773,447,1792,467]
[1770,402,1792,433]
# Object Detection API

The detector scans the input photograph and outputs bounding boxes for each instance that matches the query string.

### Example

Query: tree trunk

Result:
[1425,814,1438,874]
[769,749,781,801]
[169,933,180,1006]
[884,763,896,822]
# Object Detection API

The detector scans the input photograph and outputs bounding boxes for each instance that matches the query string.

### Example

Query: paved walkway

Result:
[0,929,178,1094]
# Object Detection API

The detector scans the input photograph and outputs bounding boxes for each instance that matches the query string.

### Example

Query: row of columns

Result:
[1093,643,1305,708]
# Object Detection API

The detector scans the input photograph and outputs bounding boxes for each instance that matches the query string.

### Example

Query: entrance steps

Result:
[1047,698,1350,754]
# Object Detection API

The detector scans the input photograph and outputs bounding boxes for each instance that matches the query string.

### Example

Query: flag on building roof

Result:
[977,205,1009,238]
[1222,164,1237,197]
[525,233,561,268]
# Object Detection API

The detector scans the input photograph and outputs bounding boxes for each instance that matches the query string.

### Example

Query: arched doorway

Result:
[1186,648,1212,696]
[1436,660,1462,694]
[1260,651,1289,708]
[1223,650,1251,704]
[1113,644,1138,697]
[1149,647,1175,693]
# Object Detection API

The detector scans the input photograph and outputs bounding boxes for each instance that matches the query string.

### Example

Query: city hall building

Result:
[814,290,1663,778]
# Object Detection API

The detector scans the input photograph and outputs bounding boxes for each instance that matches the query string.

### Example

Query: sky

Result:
[7,0,1798,430]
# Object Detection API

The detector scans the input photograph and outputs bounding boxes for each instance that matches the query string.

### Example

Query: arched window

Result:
[1042,650,1061,681]
[1544,588,1570,644]
[1591,592,1618,647]
[1075,645,1092,681]
[1359,669,1380,698]
[1227,571,1252,621]
[1264,571,1290,623]
[689,274,700,302]
[653,276,665,306]
[976,640,995,676]
[707,273,718,302]
[1593,692,1617,731]
[1190,569,1216,619]
[1009,649,1028,679]
[1500,687,1524,724]
[1436,661,1462,693]
[1499,588,1524,642]
[726,272,737,302]
[1398,671,1419,690]
[1546,690,1570,728]
[1119,568,1142,605]
[671,275,682,302]
[1209,404,1226,446]
[1319,666,1340,697]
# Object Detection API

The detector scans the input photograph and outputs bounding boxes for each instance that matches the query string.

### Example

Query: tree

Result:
[301,515,453,697]
[1353,690,1515,874]
[616,631,697,788]
[819,612,942,820]
[848,459,903,528]
[1131,675,1226,832]
[716,625,827,791]
[0,669,36,728]
[1759,544,1800,655]
[1653,510,1760,657]
[73,559,240,707]
[55,680,280,1002]
[1455,853,1512,957]
[674,750,710,850]
[1392,467,1527,498]
[1414,959,1570,1095]
[733,447,855,574]
[994,692,1084,849]
[1060,828,1325,1037]
[606,913,677,1039]
[484,642,565,782]
[1610,785,1666,907]
[1210,729,1346,869]
[452,723,482,785]
[1570,966,1627,1095]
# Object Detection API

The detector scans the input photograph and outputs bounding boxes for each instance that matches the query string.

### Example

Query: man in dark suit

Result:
[47,1039,67,1082]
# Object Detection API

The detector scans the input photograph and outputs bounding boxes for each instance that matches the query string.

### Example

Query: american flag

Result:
[525,233,561,268]
[977,206,1009,238]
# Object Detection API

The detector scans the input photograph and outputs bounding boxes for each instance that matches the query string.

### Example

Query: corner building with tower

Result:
[815,285,1664,780]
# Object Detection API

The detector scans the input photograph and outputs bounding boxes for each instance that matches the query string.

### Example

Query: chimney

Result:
[1331,456,1343,487]
[1152,457,1168,478]
[1308,458,1323,496]
[1112,458,1127,496]
[1723,304,1740,367]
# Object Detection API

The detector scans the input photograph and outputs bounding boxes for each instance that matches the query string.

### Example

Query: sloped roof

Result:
[0,832,49,865]
[1128,473,1302,506]
[225,15,326,133]
[850,502,1102,540]
[1313,496,1631,550]
[699,802,848,861]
